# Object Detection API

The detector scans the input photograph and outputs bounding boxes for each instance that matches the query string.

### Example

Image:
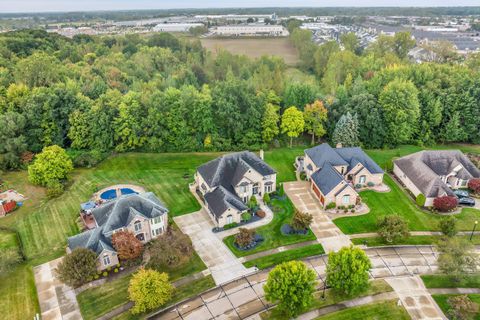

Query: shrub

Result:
[348,205,354,209]
[248,196,258,209]
[300,172,307,181]
[46,181,64,198]
[291,210,313,231]
[114,268,119,273]
[71,149,107,168]
[277,184,285,197]
[263,193,271,205]
[447,295,479,320]
[385,160,394,172]
[433,196,458,212]
[94,274,99,279]
[326,202,336,210]
[416,194,426,207]
[367,181,375,187]
[355,183,362,189]
[468,178,480,194]
[377,215,409,243]
[102,271,108,277]
[112,230,144,261]
[223,222,238,230]
[129,268,173,314]
[235,228,256,248]
[351,209,355,213]
[256,210,266,218]
[241,212,252,222]
[439,216,457,237]
[56,248,98,288]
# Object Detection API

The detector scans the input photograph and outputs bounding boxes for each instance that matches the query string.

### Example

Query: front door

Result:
[136,233,145,242]
[226,215,233,224]
[252,183,259,195]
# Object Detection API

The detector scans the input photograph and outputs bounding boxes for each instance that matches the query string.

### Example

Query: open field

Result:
[201,38,300,65]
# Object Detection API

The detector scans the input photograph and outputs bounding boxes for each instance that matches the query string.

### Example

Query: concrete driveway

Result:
[284,181,352,252]
[174,210,255,285]
[33,257,82,320]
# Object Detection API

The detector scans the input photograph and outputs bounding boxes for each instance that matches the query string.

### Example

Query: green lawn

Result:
[421,274,480,288]
[352,235,480,247]
[432,294,480,320]
[244,244,324,269]
[223,197,316,257]
[77,251,206,320]
[314,300,410,320]
[264,146,304,182]
[262,279,393,320]
[334,175,480,234]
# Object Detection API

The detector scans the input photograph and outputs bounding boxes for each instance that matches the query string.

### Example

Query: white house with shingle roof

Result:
[394,150,480,206]
[195,151,276,227]
[67,192,168,270]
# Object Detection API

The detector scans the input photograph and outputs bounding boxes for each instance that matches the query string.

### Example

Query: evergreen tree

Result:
[332,112,360,147]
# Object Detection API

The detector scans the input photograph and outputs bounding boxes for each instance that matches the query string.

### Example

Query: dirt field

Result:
[201,37,300,65]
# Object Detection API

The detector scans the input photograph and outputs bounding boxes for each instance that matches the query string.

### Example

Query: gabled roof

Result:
[311,164,345,195]
[335,147,384,174]
[305,143,348,168]
[394,150,480,198]
[197,151,276,192]
[204,186,248,218]
[68,192,168,256]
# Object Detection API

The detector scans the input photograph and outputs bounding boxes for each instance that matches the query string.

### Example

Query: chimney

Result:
[336,143,343,149]
[259,149,264,160]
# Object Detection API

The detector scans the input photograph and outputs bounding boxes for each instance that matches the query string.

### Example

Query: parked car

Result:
[454,189,470,198]
[458,197,475,207]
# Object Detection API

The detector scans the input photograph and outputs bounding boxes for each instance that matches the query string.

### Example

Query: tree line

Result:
[1,28,480,171]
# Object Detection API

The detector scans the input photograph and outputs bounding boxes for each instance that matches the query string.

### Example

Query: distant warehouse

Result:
[153,23,204,33]
[213,25,289,37]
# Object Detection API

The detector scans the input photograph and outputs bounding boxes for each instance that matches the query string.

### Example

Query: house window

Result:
[152,228,163,236]
[342,195,350,204]
[243,196,248,203]
[359,175,366,184]
[226,215,233,224]
[151,216,162,224]
[134,220,142,232]
[103,255,110,266]
[265,185,272,193]
[462,180,468,187]
[239,185,247,193]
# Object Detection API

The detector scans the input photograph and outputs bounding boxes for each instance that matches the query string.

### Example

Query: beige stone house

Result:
[67,192,168,271]
[394,150,480,207]
[195,151,276,228]
[299,143,384,208]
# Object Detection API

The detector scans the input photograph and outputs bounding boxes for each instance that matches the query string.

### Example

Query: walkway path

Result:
[174,209,255,285]
[148,245,445,320]
[284,181,352,252]
[428,288,480,294]
[34,257,82,320]
[386,276,447,320]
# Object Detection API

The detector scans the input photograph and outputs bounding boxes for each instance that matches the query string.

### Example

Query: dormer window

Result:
[134,220,142,232]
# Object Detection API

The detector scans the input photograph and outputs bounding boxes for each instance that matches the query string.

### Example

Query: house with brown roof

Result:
[194,151,276,227]
[394,150,480,207]
[299,143,384,208]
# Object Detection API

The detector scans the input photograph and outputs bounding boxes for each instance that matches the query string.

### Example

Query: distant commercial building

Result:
[153,23,204,33]
[213,25,289,37]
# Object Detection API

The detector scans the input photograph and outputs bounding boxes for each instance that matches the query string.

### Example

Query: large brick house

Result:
[300,143,384,208]
[67,192,168,271]
[195,151,276,227]
[394,150,480,207]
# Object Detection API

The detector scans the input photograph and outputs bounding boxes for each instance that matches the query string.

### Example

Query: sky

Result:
[1,0,479,13]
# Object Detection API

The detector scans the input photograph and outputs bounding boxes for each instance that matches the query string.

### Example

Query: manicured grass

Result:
[262,279,393,320]
[244,244,324,269]
[78,252,206,320]
[334,175,480,234]
[314,300,410,320]
[352,235,480,247]
[264,146,304,182]
[0,229,19,250]
[421,274,480,289]
[432,294,480,320]
[223,197,317,257]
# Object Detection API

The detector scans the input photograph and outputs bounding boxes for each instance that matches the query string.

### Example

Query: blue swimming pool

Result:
[100,188,137,200]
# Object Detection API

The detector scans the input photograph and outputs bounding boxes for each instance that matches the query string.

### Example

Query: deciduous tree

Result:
[264,261,317,317]
[56,248,98,288]
[437,238,479,282]
[326,246,372,296]
[377,215,409,243]
[128,268,173,314]
[112,230,144,261]
[291,210,313,231]
[281,106,304,147]
[28,145,73,187]
[304,100,328,145]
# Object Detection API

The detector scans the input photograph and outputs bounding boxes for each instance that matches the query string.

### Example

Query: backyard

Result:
[223,196,317,257]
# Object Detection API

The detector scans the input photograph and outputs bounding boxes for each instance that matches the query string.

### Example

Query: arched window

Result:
[134,220,142,232]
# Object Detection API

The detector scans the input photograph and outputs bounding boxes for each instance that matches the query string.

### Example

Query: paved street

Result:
[174,209,255,285]
[149,246,447,320]
[33,257,82,320]
[284,181,352,252]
